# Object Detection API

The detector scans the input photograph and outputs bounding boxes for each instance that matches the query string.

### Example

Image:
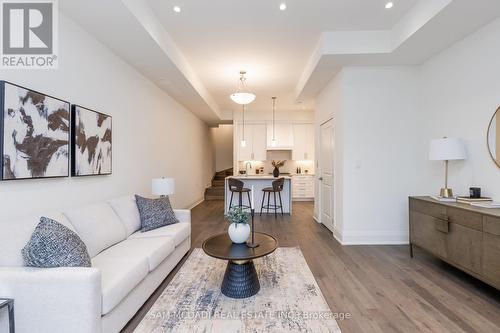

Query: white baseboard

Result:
[333,228,343,243]
[313,215,321,223]
[334,229,409,245]
[186,197,205,210]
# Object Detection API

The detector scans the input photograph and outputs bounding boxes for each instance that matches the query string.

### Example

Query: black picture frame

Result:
[71,104,112,177]
[0,81,71,180]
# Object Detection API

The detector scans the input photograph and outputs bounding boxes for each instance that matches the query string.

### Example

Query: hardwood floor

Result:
[123,200,500,333]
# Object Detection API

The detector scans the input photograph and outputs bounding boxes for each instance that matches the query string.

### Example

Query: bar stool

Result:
[260,178,285,218]
[228,178,252,211]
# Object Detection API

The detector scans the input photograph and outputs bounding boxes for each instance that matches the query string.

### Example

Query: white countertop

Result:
[227,175,292,180]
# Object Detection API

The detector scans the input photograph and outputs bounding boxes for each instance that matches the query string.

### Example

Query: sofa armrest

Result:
[174,209,191,224]
[0,267,101,333]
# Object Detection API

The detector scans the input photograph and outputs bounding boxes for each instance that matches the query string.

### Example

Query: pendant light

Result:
[271,97,277,147]
[230,71,256,105]
[241,104,247,147]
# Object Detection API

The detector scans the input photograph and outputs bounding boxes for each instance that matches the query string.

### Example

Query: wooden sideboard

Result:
[409,196,500,289]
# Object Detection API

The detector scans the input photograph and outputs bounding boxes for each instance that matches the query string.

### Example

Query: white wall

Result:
[0,14,215,220]
[316,67,422,244]
[419,17,500,199]
[315,17,500,245]
[212,124,233,172]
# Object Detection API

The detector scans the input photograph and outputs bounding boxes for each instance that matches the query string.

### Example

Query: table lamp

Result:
[429,137,466,198]
[152,177,175,198]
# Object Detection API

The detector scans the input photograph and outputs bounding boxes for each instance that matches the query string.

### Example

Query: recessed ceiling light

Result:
[173,6,181,13]
[385,2,394,9]
[279,3,287,11]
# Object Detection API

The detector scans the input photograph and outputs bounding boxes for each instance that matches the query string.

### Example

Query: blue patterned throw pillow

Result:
[22,217,91,268]
[135,195,179,232]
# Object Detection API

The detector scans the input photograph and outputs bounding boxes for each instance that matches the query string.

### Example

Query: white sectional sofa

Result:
[0,195,191,333]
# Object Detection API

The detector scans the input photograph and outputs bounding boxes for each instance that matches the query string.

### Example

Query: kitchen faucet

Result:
[245,162,252,175]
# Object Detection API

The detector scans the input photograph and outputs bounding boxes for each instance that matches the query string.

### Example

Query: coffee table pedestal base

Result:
[221,260,260,299]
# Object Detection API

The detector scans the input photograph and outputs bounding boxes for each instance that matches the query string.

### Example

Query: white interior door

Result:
[320,119,334,232]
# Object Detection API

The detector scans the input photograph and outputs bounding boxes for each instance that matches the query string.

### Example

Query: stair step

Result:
[205,187,224,194]
[212,179,225,187]
[206,168,231,201]
[205,195,224,200]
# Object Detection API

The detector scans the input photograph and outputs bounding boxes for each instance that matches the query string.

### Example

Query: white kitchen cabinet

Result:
[267,122,293,149]
[292,123,314,161]
[292,174,315,201]
[236,123,267,161]
[252,124,267,160]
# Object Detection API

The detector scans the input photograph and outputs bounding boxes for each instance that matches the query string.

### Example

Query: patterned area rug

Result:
[134,247,342,333]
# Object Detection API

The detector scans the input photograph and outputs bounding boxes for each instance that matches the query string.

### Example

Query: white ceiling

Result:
[61,0,500,125]
[147,0,419,113]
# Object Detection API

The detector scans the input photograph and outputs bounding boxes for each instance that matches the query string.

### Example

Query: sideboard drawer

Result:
[410,211,447,259]
[484,216,500,236]
[447,223,483,274]
[409,199,446,219]
[447,207,482,231]
[483,233,500,288]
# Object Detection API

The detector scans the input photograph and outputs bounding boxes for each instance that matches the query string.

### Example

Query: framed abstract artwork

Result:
[71,105,112,176]
[0,81,70,180]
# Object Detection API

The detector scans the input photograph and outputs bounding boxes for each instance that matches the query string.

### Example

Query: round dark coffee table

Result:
[202,232,278,299]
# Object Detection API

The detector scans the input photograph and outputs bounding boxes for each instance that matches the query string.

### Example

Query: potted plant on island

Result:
[272,160,286,177]
[226,207,251,244]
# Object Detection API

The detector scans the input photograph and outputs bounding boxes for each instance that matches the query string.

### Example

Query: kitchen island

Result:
[224,176,292,214]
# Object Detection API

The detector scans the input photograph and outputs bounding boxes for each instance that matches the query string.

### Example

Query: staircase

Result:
[204,168,233,200]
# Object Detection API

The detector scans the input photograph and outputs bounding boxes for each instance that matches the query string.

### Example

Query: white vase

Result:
[228,223,251,244]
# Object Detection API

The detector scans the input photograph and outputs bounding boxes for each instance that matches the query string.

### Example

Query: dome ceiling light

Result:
[230,71,256,105]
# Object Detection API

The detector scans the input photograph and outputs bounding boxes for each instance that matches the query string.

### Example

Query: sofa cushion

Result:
[129,222,191,247]
[108,195,141,236]
[91,237,175,314]
[99,237,175,272]
[135,195,179,232]
[64,203,127,258]
[92,250,149,315]
[0,212,76,267]
[22,217,91,268]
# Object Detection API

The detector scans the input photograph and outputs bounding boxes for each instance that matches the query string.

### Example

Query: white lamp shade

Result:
[230,92,256,105]
[152,177,175,196]
[429,138,467,161]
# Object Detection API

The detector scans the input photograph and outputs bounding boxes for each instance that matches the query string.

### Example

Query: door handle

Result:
[319,177,323,181]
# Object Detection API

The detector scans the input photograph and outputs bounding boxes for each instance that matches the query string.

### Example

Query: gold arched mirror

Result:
[487,106,500,168]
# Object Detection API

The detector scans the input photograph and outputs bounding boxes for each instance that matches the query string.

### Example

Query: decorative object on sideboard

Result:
[230,71,256,105]
[272,160,285,177]
[430,195,456,202]
[71,105,112,176]
[457,196,492,205]
[226,206,251,244]
[152,177,175,198]
[470,187,481,198]
[1,81,70,180]
[487,105,500,168]
[429,137,466,198]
